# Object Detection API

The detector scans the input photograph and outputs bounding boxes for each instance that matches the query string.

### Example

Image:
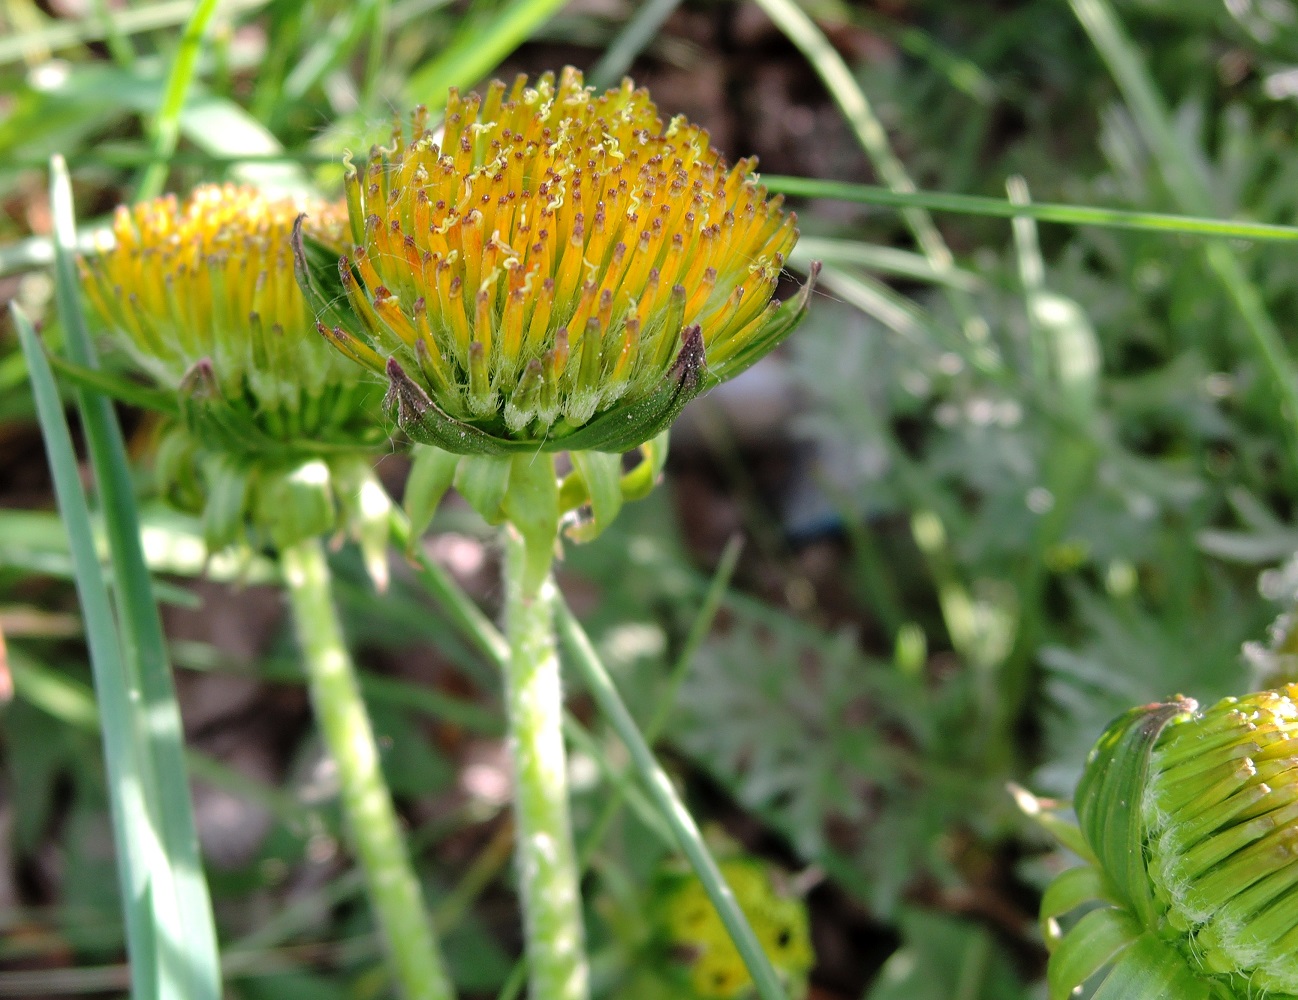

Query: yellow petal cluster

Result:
[328,67,798,439]
[82,185,363,434]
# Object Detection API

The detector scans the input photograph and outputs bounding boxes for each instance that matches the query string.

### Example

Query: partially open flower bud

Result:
[1032,687,1298,1000]
[295,67,817,457]
[81,185,388,559]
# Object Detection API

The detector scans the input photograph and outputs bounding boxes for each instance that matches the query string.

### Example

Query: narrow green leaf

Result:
[1069,0,1298,470]
[566,450,623,543]
[765,175,1298,243]
[554,601,790,1000]
[46,352,180,416]
[404,445,460,541]
[1040,865,1110,943]
[134,0,220,200]
[401,0,568,108]
[588,0,683,90]
[13,301,159,999]
[50,156,223,1000]
[454,454,513,525]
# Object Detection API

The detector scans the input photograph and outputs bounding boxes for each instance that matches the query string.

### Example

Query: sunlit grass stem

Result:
[279,536,455,1000]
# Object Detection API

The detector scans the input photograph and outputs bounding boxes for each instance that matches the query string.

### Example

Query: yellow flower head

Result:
[297,67,815,456]
[82,184,378,448]
[81,185,387,554]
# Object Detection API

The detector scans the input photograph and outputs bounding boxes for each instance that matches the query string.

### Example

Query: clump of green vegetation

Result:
[6,0,1298,997]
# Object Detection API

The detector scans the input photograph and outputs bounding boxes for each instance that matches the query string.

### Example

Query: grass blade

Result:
[48,156,222,1000]
[554,600,789,1000]
[763,175,1298,243]
[1069,0,1298,466]
[588,0,683,90]
[133,0,220,200]
[13,302,160,1000]
[400,0,568,107]
[749,0,981,345]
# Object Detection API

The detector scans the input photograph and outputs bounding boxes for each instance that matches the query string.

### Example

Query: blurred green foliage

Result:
[6,0,1298,997]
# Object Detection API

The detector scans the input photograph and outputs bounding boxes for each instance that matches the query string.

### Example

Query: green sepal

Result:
[1041,864,1110,947]
[385,357,528,456]
[707,261,820,385]
[620,431,669,502]
[565,450,624,543]
[1090,931,1216,1000]
[1047,906,1141,1000]
[256,459,337,551]
[454,454,513,526]
[500,452,560,599]
[1075,698,1192,927]
[404,445,460,543]
[388,327,706,456]
[177,359,291,459]
[332,458,393,592]
[552,326,706,454]
[177,358,382,462]
[201,454,251,551]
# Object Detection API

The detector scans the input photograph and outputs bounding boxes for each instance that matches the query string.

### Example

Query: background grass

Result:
[5,0,1298,997]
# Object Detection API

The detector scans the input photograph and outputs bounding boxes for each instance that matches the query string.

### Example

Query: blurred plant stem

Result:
[390,507,788,1000]
[279,536,455,1000]
[500,529,589,1000]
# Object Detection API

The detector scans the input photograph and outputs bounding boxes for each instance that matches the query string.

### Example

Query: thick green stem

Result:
[280,536,455,1000]
[502,528,589,1000]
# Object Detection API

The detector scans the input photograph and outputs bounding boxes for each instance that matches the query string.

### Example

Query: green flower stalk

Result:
[1031,686,1298,1000]
[296,67,815,1000]
[81,185,455,1000]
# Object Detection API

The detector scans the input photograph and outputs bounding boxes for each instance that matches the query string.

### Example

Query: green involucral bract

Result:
[1032,686,1298,1000]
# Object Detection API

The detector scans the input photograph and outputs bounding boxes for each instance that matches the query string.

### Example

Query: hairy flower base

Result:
[298,67,815,455]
